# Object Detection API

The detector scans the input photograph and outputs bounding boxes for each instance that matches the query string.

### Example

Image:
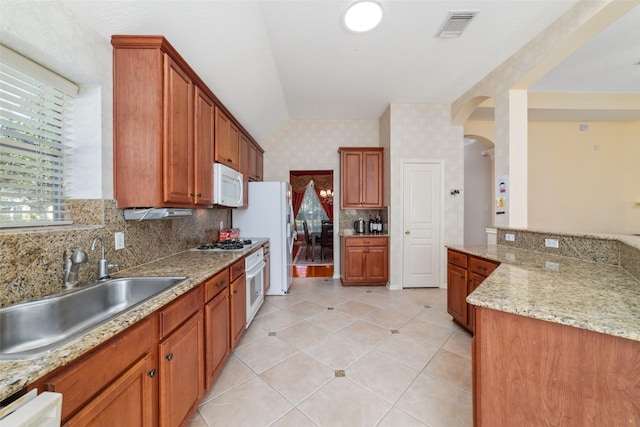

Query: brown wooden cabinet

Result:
[66,353,155,427]
[341,236,388,286]
[158,287,204,427]
[44,317,157,425]
[229,259,246,348]
[339,147,383,209]
[215,107,240,171]
[112,36,215,208]
[473,307,640,427]
[203,269,231,389]
[446,249,499,334]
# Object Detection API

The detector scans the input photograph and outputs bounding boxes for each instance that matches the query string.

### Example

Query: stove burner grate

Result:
[196,239,252,251]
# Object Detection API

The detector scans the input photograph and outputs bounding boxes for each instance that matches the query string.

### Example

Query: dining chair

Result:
[302,220,313,260]
[320,222,333,260]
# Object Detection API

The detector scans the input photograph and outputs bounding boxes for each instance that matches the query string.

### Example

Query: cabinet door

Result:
[362,150,383,208]
[66,353,155,427]
[159,312,204,427]
[365,245,388,282]
[255,150,264,181]
[447,264,468,326]
[215,107,240,171]
[163,55,193,205]
[341,150,363,208]
[205,290,230,389]
[230,275,246,348]
[343,245,366,281]
[193,87,214,205]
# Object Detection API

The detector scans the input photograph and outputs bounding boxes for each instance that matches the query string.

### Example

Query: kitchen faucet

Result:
[91,236,124,280]
[63,249,88,288]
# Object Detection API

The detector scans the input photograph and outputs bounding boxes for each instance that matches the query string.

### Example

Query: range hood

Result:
[124,208,193,221]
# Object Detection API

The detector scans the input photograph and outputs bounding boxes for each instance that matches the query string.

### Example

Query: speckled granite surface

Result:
[449,244,640,343]
[0,241,266,401]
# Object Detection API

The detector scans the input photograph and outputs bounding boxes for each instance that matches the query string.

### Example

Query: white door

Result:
[402,161,441,288]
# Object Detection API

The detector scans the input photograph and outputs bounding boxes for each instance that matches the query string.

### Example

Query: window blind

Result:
[0,45,78,228]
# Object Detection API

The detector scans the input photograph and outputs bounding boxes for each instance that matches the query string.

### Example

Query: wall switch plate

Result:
[545,238,559,248]
[115,232,125,250]
[505,233,515,242]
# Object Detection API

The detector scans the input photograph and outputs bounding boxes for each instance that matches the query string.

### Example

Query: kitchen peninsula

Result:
[448,229,640,426]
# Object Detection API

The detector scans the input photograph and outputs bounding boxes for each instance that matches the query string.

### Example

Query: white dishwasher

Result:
[0,390,62,427]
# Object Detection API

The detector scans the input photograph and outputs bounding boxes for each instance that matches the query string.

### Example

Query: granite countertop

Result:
[0,240,267,401]
[448,244,640,342]
[339,230,389,237]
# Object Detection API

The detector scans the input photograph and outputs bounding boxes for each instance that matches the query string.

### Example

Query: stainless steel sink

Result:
[0,276,188,360]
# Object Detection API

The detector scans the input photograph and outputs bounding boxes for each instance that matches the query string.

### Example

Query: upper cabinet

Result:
[111,35,262,208]
[339,147,383,209]
[214,107,240,171]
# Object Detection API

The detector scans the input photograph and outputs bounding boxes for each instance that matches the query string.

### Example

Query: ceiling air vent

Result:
[436,11,478,38]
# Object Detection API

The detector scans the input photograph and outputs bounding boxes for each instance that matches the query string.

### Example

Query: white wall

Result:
[1,0,113,199]
[464,141,493,245]
[388,104,464,289]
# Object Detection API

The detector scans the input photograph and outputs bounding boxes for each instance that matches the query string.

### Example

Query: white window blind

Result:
[0,45,78,228]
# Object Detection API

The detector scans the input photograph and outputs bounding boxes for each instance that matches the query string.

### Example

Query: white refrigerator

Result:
[233,181,296,295]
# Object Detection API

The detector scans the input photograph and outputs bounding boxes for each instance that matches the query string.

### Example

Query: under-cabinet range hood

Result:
[124,208,193,221]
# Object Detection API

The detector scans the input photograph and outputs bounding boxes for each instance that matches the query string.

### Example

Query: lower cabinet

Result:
[447,249,499,334]
[66,353,155,427]
[159,312,204,427]
[31,258,250,426]
[341,236,389,286]
[204,269,231,390]
[44,316,157,425]
[230,273,246,348]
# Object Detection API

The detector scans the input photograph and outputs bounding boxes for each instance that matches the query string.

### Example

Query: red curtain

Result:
[290,170,334,227]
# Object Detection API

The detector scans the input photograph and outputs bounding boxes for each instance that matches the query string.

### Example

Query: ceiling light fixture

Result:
[344,1,383,33]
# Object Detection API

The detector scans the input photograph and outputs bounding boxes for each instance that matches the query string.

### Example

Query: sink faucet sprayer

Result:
[63,249,88,288]
[91,237,124,280]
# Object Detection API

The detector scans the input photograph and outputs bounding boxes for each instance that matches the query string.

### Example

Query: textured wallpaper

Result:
[387,104,464,289]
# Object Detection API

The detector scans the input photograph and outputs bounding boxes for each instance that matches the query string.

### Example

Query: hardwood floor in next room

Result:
[188,278,473,427]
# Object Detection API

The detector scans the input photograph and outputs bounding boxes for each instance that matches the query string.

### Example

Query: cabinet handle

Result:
[233,289,238,295]
[217,279,226,288]
[227,158,233,163]
[197,193,202,197]
[460,275,465,279]
[148,369,157,378]
[190,192,195,196]
[166,353,174,361]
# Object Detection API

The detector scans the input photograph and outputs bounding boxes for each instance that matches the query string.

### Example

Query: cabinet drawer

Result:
[447,250,468,269]
[230,258,245,282]
[344,236,388,247]
[46,317,154,422]
[204,269,230,302]
[159,286,202,339]
[469,256,499,277]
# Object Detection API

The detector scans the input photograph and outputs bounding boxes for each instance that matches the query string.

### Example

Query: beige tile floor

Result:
[188,278,472,427]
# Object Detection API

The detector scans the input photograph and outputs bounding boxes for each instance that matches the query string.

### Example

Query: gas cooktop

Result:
[192,239,254,252]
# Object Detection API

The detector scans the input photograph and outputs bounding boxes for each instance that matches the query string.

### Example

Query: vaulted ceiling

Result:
[61,0,640,142]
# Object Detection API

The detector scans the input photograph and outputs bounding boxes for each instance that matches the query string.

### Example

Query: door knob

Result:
[405,230,411,234]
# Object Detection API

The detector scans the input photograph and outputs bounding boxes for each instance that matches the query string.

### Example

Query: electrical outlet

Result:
[545,238,559,249]
[115,232,125,250]
[505,233,515,242]
[545,261,559,271]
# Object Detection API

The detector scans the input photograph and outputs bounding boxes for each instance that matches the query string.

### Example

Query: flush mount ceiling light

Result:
[344,1,383,33]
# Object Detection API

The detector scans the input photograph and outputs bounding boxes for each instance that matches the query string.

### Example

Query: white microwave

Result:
[213,163,244,207]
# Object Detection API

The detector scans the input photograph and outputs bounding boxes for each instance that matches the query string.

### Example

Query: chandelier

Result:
[319,189,334,204]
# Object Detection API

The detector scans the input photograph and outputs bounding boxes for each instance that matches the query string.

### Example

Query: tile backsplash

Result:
[0,200,230,307]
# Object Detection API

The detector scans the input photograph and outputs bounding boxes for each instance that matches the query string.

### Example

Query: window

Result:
[295,182,329,233]
[0,45,78,228]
